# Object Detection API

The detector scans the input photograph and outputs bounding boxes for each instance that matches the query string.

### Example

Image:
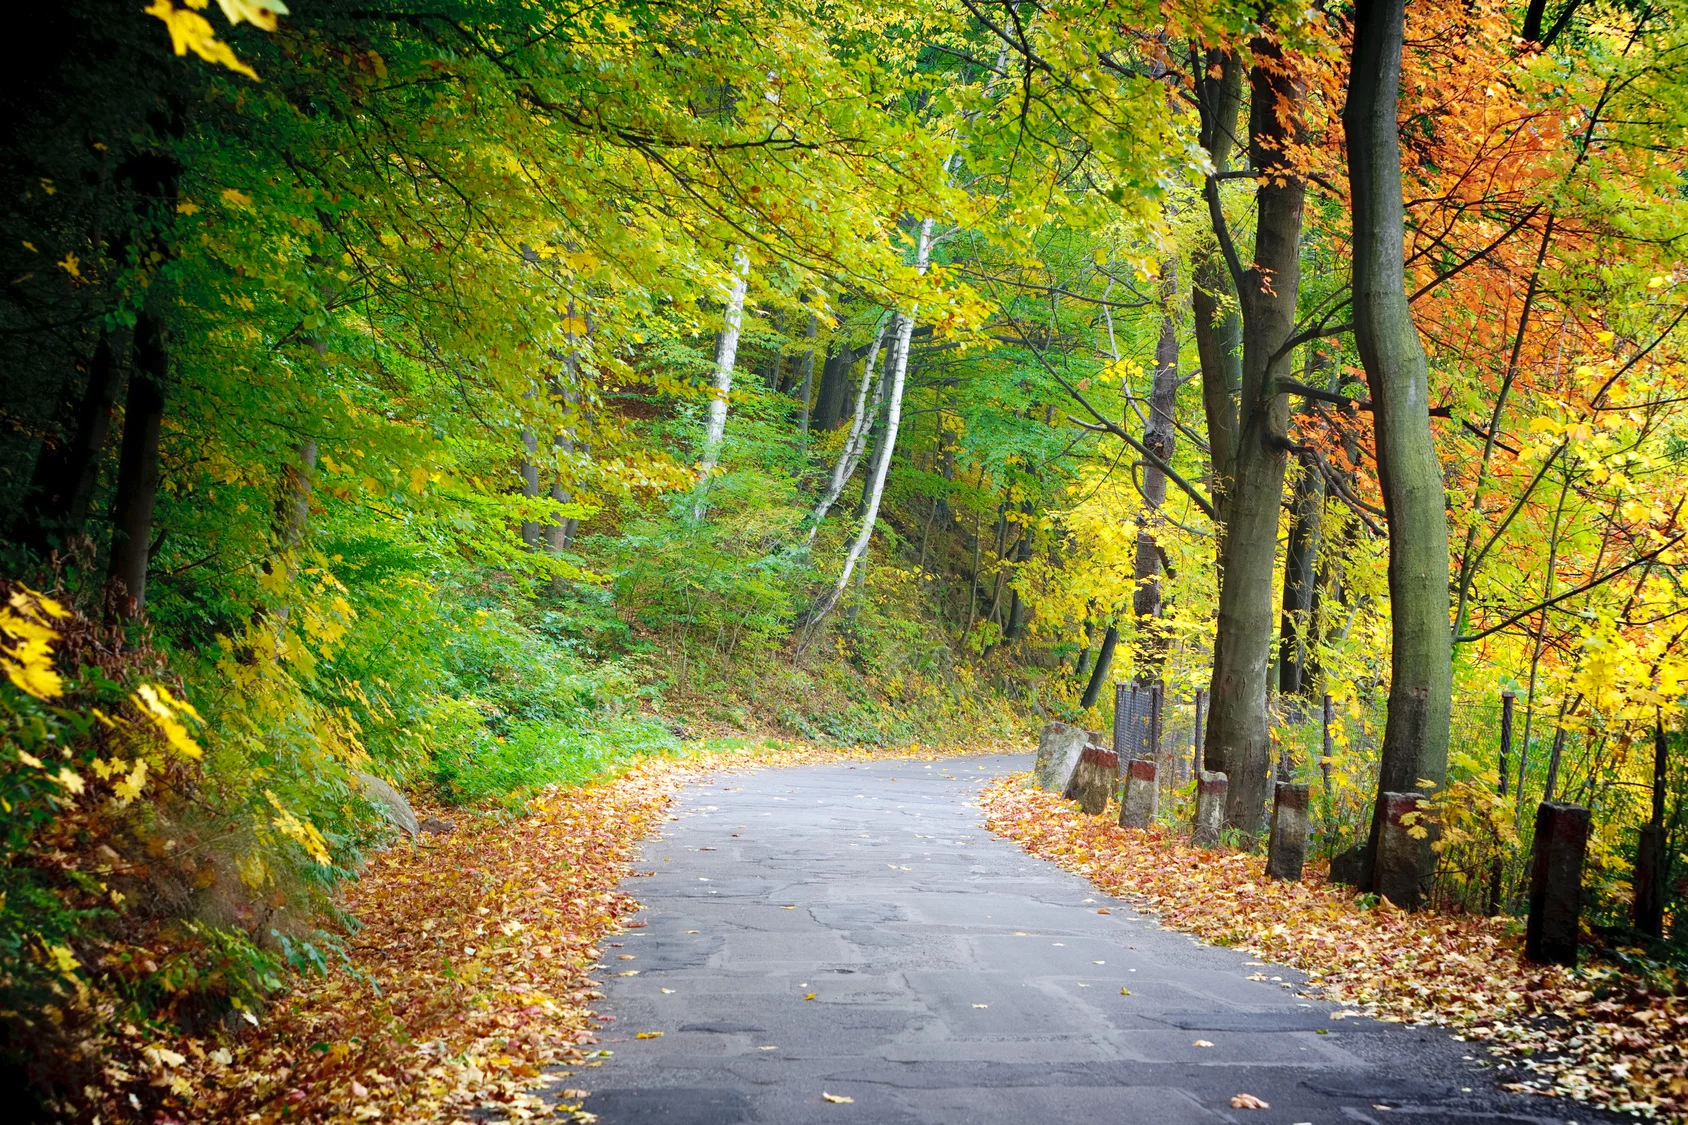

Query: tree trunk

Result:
[1346,0,1452,903]
[808,219,933,627]
[813,342,852,432]
[1005,500,1035,640]
[1081,624,1118,710]
[106,311,166,620]
[1203,37,1308,837]
[696,250,749,519]
[21,328,126,550]
[520,423,542,548]
[796,313,817,434]
[1278,448,1324,702]
[1133,276,1180,679]
[1192,50,1244,546]
[808,329,886,541]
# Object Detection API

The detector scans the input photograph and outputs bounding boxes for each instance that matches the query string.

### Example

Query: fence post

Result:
[1320,692,1333,788]
[1113,681,1129,761]
[1634,720,1669,937]
[1193,688,1206,776]
[1526,801,1590,966]
[1487,691,1515,916]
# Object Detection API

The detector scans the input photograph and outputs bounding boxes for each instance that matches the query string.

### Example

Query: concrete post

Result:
[1374,791,1430,910]
[1119,758,1159,829]
[1526,801,1589,966]
[1266,781,1310,881]
[1635,825,1667,938]
[1065,744,1118,816]
[1193,771,1227,848]
[1032,722,1087,793]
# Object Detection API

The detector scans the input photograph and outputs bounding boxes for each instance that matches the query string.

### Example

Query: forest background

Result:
[6,0,1688,1117]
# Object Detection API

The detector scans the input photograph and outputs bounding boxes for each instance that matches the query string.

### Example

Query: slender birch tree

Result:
[806,325,888,543]
[808,219,936,625]
[695,251,750,520]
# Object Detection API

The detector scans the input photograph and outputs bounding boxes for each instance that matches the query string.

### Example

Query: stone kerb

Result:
[1065,743,1119,816]
[1193,770,1227,847]
[1118,757,1159,829]
[1374,791,1429,910]
[1032,721,1088,794]
[1266,781,1310,881]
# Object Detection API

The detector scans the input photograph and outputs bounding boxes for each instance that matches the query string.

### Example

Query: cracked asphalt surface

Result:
[572,754,1609,1124]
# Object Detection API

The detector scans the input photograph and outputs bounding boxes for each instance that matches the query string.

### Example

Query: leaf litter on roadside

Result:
[979,775,1688,1119]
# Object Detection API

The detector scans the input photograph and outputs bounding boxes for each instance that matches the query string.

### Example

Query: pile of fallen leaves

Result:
[979,775,1688,1119]
[143,759,683,1123]
[118,741,1002,1123]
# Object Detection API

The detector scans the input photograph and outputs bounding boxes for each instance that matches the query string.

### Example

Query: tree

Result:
[1344,0,1452,906]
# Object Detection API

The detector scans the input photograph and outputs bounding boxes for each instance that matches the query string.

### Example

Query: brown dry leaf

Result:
[821,1091,854,1104]
[977,775,1688,1119]
[1230,1093,1270,1109]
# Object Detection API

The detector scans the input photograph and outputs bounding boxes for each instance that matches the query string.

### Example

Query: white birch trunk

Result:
[809,217,935,622]
[694,250,749,519]
[805,326,887,543]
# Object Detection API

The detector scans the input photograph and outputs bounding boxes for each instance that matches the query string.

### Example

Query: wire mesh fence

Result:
[1102,680,1661,919]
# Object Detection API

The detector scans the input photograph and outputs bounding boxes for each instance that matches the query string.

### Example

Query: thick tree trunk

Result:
[1192,51,1244,544]
[1133,279,1180,679]
[1203,37,1308,836]
[1346,0,1452,904]
[695,251,750,519]
[106,311,166,620]
[21,329,125,550]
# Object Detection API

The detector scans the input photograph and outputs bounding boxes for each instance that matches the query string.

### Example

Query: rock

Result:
[1118,758,1158,829]
[1266,781,1310,881]
[417,815,457,835]
[357,771,419,836]
[1031,721,1088,794]
[1064,743,1118,816]
[1192,770,1227,847]
[1328,841,1371,887]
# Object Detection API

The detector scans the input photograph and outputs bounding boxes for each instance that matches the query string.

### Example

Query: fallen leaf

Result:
[803,992,817,1001]
[635,1031,663,1039]
[821,1092,854,1104]
[972,1003,989,1009]
[1230,1093,1269,1109]
[1120,988,1130,995]
[1192,1040,1215,1048]
[1097,907,1111,914]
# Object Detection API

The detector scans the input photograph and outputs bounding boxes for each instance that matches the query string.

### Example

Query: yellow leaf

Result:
[221,188,253,207]
[635,1031,663,1039]
[803,991,817,1000]
[1230,1093,1269,1109]
[214,0,290,32]
[57,253,80,278]
[821,1092,853,1104]
[144,0,260,80]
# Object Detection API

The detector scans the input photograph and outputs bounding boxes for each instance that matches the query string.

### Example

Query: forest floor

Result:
[158,746,1676,1123]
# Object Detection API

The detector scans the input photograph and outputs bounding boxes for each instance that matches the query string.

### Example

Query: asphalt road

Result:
[571,754,1607,1125]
